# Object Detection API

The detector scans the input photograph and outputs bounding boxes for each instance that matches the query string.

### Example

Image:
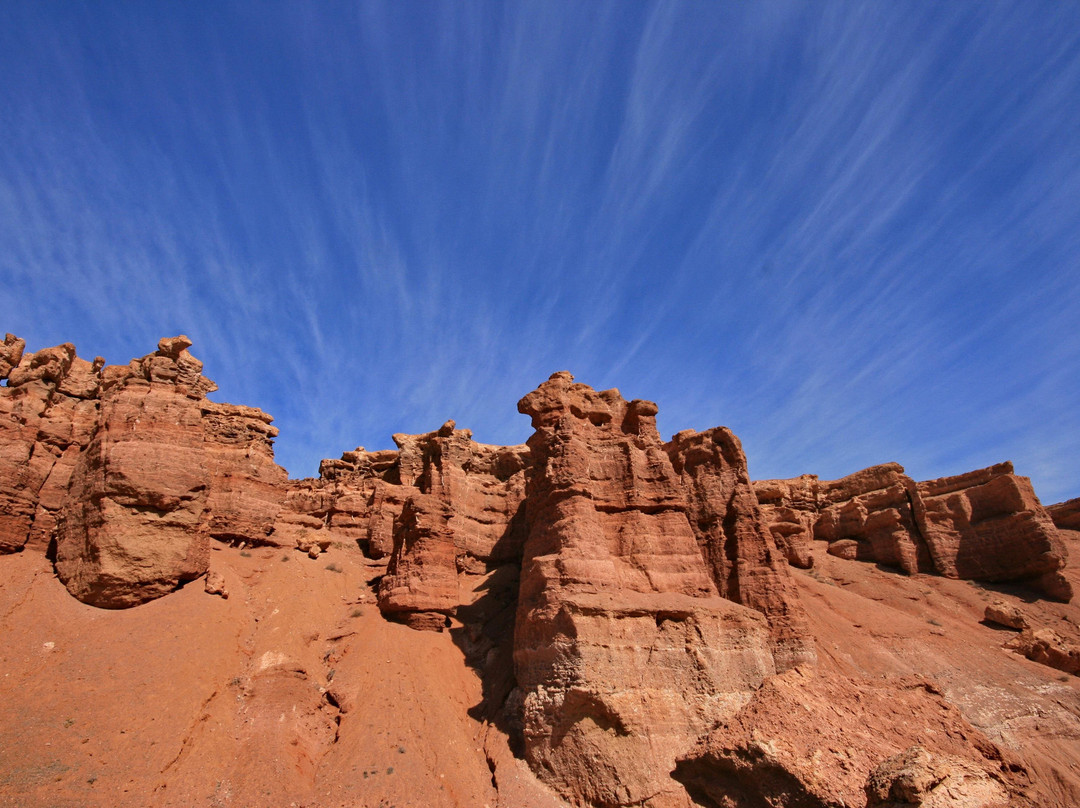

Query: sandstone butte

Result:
[2,336,1080,808]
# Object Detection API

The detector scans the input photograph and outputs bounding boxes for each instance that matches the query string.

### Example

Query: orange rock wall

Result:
[513,372,776,807]
[756,461,1071,601]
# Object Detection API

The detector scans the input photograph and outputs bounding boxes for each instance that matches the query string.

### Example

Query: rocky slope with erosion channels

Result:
[2,333,1079,807]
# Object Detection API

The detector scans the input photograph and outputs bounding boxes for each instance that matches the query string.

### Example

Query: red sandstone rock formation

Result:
[202,400,287,545]
[514,372,776,807]
[4,333,1080,807]
[814,463,935,575]
[377,421,528,629]
[753,474,819,568]
[391,421,529,564]
[756,462,1072,601]
[1006,628,1080,676]
[378,492,458,630]
[865,745,1018,808]
[0,332,25,378]
[0,338,100,554]
[674,666,1032,808]
[917,463,1071,600]
[55,337,217,607]
[0,334,290,607]
[984,600,1029,630]
[666,426,815,671]
[1048,497,1080,532]
[318,447,402,555]
[269,419,528,589]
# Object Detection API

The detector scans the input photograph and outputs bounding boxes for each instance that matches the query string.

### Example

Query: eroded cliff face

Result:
[2,334,1078,808]
[666,426,815,672]
[755,461,1072,601]
[55,342,214,607]
[514,372,776,807]
[0,338,99,555]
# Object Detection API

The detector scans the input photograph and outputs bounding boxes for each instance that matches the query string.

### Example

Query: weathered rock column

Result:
[56,337,215,607]
[513,372,775,808]
[666,426,815,671]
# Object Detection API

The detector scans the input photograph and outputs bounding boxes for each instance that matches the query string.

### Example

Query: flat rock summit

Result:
[3,334,1080,808]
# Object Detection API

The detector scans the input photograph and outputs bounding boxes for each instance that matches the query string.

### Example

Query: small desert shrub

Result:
[239,550,252,558]
[325,562,343,573]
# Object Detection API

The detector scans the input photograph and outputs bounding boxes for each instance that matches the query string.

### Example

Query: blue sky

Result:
[2,2,1079,502]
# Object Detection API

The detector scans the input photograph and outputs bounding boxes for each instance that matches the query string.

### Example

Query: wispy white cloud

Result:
[1,2,1079,501]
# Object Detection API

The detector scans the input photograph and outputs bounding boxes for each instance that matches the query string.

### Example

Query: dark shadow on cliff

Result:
[449,559,525,757]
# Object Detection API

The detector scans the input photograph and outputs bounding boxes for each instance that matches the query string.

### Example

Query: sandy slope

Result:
[792,535,1080,806]
[4,534,1080,806]
[0,543,562,808]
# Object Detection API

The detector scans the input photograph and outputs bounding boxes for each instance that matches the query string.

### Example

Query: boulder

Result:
[0,332,25,379]
[984,600,1028,631]
[866,745,1013,808]
[1006,628,1080,676]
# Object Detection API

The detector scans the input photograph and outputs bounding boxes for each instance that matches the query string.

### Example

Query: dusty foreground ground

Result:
[3,535,1080,807]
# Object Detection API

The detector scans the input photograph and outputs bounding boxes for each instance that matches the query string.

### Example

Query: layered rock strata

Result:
[377,421,528,628]
[2,332,1078,807]
[0,335,288,606]
[202,400,287,545]
[55,337,219,607]
[813,463,933,574]
[666,427,815,671]
[917,463,1071,600]
[0,337,101,554]
[513,372,776,807]
[752,474,819,569]
[756,462,1071,600]
[1048,497,1080,532]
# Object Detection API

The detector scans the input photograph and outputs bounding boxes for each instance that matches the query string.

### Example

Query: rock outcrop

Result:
[666,427,815,671]
[1048,497,1080,532]
[513,372,776,807]
[0,338,100,554]
[1006,628,1080,676]
[3,332,1079,808]
[377,421,528,629]
[755,462,1072,601]
[814,463,934,575]
[865,745,1015,808]
[753,474,819,569]
[55,337,217,607]
[674,666,1030,808]
[202,400,287,545]
[917,463,1071,600]
[0,334,290,607]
